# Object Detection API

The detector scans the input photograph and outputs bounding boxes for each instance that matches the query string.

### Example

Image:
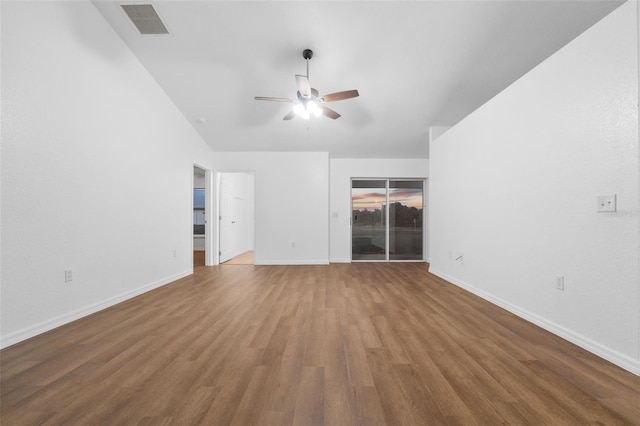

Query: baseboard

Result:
[255,259,330,265]
[0,269,192,349]
[330,258,352,263]
[429,268,640,376]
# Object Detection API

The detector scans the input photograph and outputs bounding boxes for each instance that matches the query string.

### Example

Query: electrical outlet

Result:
[597,195,616,212]
[172,250,177,258]
[556,276,565,291]
[65,269,73,283]
[291,242,296,248]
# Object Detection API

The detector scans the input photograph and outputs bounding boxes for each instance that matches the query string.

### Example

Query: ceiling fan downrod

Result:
[303,49,313,79]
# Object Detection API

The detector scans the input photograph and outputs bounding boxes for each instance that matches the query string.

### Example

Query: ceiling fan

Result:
[255,49,359,120]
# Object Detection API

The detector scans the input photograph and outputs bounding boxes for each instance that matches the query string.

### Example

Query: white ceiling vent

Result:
[121,4,170,35]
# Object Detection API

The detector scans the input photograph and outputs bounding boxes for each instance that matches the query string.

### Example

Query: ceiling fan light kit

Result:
[255,49,359,120]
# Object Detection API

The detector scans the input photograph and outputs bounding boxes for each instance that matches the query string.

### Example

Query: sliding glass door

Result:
[351,179,424,261]
[351,180,387,261]
[389,180,423,260]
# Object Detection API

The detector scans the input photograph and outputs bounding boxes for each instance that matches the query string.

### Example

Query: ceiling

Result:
[92,0,623,159]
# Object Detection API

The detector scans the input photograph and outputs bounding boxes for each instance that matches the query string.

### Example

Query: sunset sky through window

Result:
[352,188,423,210]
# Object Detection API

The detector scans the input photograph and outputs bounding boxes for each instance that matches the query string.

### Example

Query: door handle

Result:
[232,221,236,224]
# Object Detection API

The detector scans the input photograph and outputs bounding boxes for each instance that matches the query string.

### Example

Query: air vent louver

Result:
[121,4,169,35]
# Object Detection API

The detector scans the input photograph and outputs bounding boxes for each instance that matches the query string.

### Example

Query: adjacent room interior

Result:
[2,0,639,424]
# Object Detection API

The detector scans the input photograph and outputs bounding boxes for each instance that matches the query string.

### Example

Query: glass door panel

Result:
[389,180,424,260]
[351,180,387,261]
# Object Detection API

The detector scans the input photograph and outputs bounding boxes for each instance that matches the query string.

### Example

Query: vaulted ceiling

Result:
[93,1,623,158]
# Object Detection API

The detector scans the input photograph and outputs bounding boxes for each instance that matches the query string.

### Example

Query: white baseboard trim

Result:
[429,268,640,376]
[255,259,330,266]
[0,269,192,350]
[330,258,352,263]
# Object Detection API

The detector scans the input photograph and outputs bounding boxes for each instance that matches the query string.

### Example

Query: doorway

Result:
[193,165,212,270]
[217,172,255,264]
[351,179,425,261]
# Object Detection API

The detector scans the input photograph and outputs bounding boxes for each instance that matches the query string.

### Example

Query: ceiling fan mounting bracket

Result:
[302,49,313,60]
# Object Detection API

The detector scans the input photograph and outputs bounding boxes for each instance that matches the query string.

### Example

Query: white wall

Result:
[1,1,215,347]
[194,172,206,188]
[429,126,450,145]
[329,158,429,262]
[430,1,639,374]
[212,152,329,265]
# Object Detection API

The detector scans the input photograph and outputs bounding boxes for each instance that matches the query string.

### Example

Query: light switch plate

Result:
[597,195,616,212]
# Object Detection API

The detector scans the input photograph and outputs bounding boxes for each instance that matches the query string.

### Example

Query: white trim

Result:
[330,258,352,263]
[0,269,192,349]
[636,0,640,374]
[429,268,640,376]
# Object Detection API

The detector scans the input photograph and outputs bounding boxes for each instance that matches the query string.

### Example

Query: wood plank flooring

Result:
[193,251,206,271]
[2,263,639,425]
[223,251,255,265]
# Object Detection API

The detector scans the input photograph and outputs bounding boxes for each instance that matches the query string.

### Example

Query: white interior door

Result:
[219,173,250,263]
[232,196,246,252]
[219,174,235,263]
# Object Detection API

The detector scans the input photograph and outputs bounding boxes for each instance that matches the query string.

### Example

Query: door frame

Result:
[216,170,256,264]
[350,177,427,262]
[193,164,214,267]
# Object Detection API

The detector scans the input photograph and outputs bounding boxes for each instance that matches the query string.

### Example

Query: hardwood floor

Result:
[2,263,639,425]
[223,251,255,265]
[193,250,206,271]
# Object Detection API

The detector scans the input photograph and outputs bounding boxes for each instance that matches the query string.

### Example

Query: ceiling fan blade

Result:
[319,89,359,103]
[295,75,311,98]
[283,111,296,120]
[255,96,293,102]
[320,106,341,120]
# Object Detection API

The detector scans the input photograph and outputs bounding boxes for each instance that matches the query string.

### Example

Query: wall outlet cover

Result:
[597,195,616,212]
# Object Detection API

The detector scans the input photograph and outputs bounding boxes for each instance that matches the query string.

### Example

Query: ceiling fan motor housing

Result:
[297,88,319,102]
